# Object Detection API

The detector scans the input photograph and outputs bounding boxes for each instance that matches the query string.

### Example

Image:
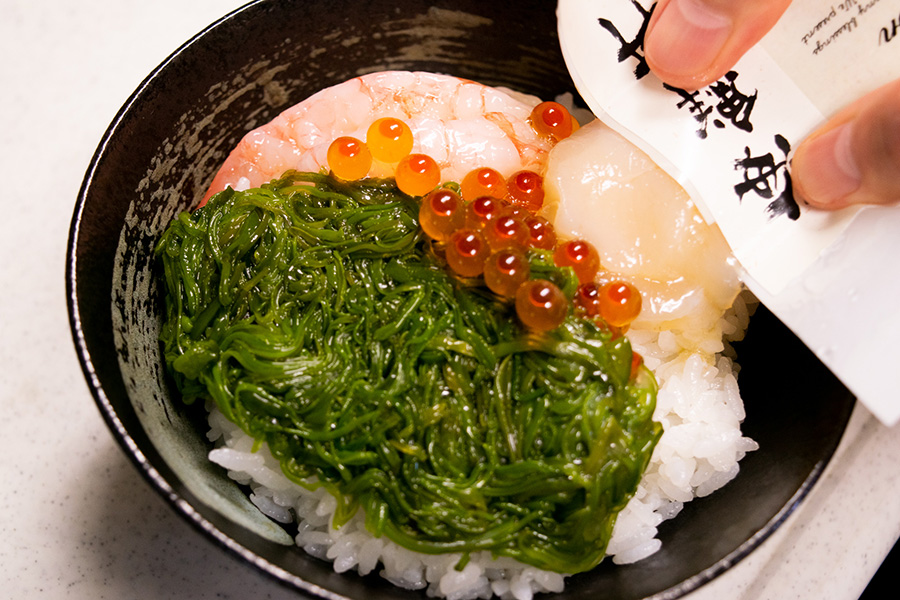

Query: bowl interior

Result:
[67,1,855,598]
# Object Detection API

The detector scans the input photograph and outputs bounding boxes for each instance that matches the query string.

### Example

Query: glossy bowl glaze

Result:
[66,1,855,598]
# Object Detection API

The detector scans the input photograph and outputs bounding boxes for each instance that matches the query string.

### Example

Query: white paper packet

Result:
[557,0,900,424]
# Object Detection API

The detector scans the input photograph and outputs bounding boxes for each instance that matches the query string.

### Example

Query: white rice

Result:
[205,290,759,599]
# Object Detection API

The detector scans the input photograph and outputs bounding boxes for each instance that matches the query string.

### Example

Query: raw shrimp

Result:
[202,71,555,204]
[542,119,743,334]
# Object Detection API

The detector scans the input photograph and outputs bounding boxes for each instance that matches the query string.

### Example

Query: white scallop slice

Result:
[543,119,742,331]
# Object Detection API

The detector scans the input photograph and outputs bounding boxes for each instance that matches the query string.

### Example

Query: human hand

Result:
[644,0,900,209]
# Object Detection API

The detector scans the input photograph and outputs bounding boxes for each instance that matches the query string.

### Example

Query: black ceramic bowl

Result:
[66,1,855,598]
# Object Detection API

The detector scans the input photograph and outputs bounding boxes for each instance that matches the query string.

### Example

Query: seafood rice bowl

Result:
[67,3,853,600]
[157,70,757,599]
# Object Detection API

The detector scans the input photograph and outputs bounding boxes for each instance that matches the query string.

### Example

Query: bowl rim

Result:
[65,1,345,598]
[64,1,854,598]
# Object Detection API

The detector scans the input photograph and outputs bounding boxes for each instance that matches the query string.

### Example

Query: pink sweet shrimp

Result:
[201,71,555,205]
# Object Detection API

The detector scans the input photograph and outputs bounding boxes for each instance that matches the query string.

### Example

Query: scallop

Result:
[542,119,742,332]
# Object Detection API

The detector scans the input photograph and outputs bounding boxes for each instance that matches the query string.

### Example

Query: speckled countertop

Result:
[2,1,898,598]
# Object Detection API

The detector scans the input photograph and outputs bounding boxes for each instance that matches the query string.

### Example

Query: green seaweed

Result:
[156,171,662,573]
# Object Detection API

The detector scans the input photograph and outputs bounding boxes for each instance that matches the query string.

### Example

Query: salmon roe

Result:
[484,250,530,298]
[464,196,507,230]
[630,351,644,381]
[500,204,530,221]
[529,101,575,141]
[598,281,642,328]
[327,136,372,181]
[396,153,441,196]
[420,189,463,242]
[524,215,556,250]
[366,117,414,163]
[506,170,544,211]
[573,282,601,317]
[484,215,528,251]
[446,229,490,277]
[515,279,567,331]
[366,119,644,336]
[460,167,507,201]
[554,239,600,284]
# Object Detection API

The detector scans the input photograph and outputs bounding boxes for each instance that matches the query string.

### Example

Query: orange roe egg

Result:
[484,215,528,251]
[396,153,441,196]
[460,167,508,201]
[573,282,601,317]
[554,239,600,284]
[599,281,642,327]
[327,136,372,181]
[366,117,414,163]
[529,101,574,141]
[515,279,567,331]
[499,204,530,221]
[420,189,463,242]
[484,250,530,298]
[446,229,489,277]
[506,170,544,211]
[464,196,508,230]
[630,351,644,381]
[524,215,556,250]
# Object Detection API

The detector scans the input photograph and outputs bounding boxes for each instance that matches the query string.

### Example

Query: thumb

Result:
[644,0,792,90]
[792,79,900,210]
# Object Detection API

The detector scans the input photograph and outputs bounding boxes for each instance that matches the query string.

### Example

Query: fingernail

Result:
[645,0,732,83]
[793,122,861,208]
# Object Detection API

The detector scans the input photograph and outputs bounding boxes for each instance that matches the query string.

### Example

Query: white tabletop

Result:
[1,1,898,598]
